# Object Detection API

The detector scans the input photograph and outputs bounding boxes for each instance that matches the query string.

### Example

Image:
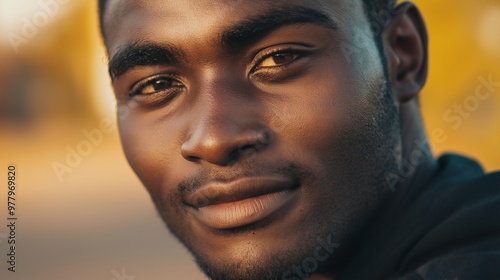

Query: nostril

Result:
[226,144,256,164]
[185,155,200,162]
[237,143,257,155]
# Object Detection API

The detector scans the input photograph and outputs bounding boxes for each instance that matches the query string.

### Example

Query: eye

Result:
[249,46,312,82]
[256,52,300,69]
[127,75,185,107]
[130,76,184,96]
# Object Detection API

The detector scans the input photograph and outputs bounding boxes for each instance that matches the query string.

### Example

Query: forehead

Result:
[103,0,367,55]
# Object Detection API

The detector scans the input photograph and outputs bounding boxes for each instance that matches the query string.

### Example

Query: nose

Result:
[180,85,273,166]
[181,121,272,165]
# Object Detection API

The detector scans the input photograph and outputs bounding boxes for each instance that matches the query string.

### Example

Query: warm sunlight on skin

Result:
[99,0,500,279]
[0,0,498,279]
[102,1,403,279]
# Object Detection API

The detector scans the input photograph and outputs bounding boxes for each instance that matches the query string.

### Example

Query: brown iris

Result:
[258,53,298,68]
[139,78,182,95]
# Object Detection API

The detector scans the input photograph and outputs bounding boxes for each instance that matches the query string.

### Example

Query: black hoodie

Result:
[338,154,500,280]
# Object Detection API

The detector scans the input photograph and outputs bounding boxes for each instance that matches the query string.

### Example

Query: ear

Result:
[383,3,428,103]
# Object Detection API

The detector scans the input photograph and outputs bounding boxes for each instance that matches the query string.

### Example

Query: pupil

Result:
[153,80,171,90]
[273,53,293,64]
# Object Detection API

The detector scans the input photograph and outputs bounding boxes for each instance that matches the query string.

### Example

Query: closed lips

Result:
[187,176,298,229]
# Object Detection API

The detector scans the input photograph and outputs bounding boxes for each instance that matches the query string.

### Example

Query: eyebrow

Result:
[108,6,337,79]
[108,43,186,78]
[221,6,338,51]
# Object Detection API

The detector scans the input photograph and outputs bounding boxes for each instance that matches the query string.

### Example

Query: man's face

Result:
[104,0,401,278]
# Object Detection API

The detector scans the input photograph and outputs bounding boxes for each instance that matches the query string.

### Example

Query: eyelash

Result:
[127,74,184,107]
[129,74,183,96]
[252,46,307,72]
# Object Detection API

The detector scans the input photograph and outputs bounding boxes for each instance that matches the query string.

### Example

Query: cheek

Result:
[269,61,365,159]
[117,112,186,196]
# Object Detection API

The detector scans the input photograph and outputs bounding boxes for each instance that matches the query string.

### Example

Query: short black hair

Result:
[98,0,396,64]
[98,0,396,38]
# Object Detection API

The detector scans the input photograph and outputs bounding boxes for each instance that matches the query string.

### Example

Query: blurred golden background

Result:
[0,0,499,279]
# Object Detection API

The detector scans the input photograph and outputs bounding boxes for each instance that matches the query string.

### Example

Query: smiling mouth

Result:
[187,176,298,230]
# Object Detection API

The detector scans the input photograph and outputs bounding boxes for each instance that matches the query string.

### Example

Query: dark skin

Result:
[102,0,437,279]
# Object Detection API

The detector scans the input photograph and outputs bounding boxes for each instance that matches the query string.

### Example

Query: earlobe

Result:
[383,3,428,103]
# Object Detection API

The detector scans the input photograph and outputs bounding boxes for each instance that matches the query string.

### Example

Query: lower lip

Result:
[194,190,296,230]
